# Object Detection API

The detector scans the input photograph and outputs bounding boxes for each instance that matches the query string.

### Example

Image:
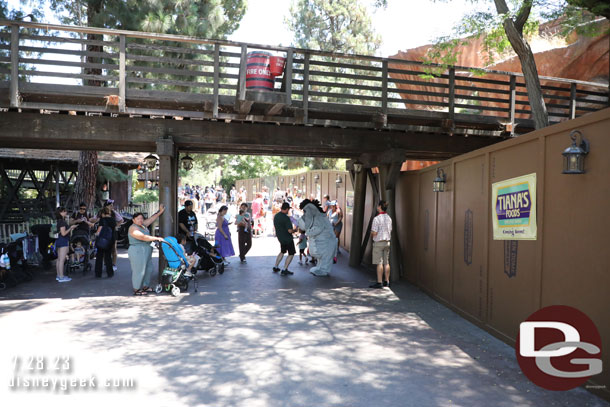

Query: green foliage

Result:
[132,188,159,203]
[566,0,610,19]
[97,164,130,182]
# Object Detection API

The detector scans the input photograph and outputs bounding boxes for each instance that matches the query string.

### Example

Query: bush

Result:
[132,189,159,203]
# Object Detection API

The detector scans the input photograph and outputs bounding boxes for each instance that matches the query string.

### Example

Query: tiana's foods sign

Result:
[492,173,537,240]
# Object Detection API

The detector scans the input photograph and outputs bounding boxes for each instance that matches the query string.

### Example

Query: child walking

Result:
[297,229,309,265]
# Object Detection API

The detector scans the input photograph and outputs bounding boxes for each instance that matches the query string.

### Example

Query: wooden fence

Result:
[0,216,54,243]
[0,20,607,133]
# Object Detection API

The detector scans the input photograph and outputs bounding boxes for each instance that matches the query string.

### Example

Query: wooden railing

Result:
[0,20,608,131]
[0,216,54,244]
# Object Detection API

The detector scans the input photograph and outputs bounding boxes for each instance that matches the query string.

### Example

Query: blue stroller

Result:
[156,237,198,297]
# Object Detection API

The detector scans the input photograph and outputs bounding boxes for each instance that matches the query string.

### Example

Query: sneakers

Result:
[184,270,193,277]
[112,265,117,272]
[272,267,281,273]
[383,281,389,287]
[240,259,247,264]
[280,269,294,276]
[223,261,230,267]
[57,276,72,283]
[333,257,337,264]
[298,260,303,265]
[369,282,383,289]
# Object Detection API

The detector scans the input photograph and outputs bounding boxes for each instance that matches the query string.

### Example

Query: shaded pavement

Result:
[0,230,607,407]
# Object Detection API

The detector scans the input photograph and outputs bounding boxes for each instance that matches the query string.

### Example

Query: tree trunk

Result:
[73,151,98,210]
[494,0,549,129]
[502,19,549,129]
[73,0,105,210]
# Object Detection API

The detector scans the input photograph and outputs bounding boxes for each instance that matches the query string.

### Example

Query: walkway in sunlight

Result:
[0,232,605,407]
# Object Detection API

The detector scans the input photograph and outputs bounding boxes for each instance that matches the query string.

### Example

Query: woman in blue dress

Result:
[215,205,235,266]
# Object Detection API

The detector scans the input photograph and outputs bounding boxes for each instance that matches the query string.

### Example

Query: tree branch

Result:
[514,0,532,35]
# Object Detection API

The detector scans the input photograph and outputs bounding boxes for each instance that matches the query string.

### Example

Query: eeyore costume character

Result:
[298,199,337,276]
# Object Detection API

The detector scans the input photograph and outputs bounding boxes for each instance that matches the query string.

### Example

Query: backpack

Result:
[96,226,113,250]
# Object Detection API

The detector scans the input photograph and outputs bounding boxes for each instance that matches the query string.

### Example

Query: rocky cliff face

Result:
[388,21,609,119]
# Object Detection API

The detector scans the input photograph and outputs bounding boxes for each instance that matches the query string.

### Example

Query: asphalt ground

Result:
[0,224,607,407]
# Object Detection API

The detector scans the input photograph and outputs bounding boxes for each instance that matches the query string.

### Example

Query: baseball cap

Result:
[104,199,114,206]
[184,200,193,206]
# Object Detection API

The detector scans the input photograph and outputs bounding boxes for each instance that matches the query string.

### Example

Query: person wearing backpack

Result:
[95,206,116,278]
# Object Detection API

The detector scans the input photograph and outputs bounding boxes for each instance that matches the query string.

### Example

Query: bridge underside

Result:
[0,109,504,159]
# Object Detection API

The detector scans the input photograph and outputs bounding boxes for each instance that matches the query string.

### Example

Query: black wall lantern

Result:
[353,161,363,173]
[144,154,158,171]
[562,130,589,174]
[181,154,194,171]
[314,174,320,183]
[433,168,447,192]
[336,175,343,185]
[300,175,306,182]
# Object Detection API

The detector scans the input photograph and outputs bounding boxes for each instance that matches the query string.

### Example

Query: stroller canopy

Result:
[161,236,189,268]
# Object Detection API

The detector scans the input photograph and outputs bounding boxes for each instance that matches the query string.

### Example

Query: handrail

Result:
[0,19,607,90]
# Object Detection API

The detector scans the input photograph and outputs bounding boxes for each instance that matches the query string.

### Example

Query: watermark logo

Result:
[516,305,603,391]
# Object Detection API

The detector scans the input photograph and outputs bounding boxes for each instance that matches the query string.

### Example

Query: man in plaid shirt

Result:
[369,200,392,289]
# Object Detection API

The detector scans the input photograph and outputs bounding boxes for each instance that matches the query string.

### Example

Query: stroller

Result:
[65,230,93,276]
[194,236,224,276]
[156,237,198,297]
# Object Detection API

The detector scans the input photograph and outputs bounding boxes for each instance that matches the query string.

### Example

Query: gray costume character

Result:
[298,200,337,277]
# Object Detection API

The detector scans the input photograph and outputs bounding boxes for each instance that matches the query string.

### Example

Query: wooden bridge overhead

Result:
[0,20,608,159]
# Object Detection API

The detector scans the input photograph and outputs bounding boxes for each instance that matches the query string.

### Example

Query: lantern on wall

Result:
[562,130,589,174]
[353,161,363,173]
[336,175,343,185]
[314,174,320,183]
[433,168,446,192]
[144,154,158,171]
[181,154,194,171]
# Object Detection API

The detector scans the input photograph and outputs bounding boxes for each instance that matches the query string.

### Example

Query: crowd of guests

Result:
[51,182,368,294]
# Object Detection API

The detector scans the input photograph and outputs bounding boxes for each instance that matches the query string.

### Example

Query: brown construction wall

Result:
[395,108,610,394]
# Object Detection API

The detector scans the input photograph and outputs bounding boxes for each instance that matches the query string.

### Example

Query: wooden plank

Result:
[20,70,118,82]
[19,45,118,59]
[455,85,511,95]
[126,53,214,67]
[128,42,212,56]
[20,34,116,47]
[448,67,455,122]
[388,87,448,98]
[212,43,220,118]
[509,75,516,135]
[303,53,310,124]
[308,58,383,73]
[389,77,449,89]
[264,103,285,116]
[119,35,126,112]
[293,68,381,83]
[10,25,18,107]
[18,57,118,70]
[126,64,213,77]
[569,82,577,120]
[126,76,212,88]
[308,90,381,102]
[296,79,383,92]
[237,44,247,102]
[284,49,293,105]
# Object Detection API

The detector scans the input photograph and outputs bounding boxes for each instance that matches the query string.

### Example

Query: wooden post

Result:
[156,137,176,278]
[55,167,60,208]
[349,167,367,268]
[119,35,126,113]
[381,59,388,121]
[284,49,293,106]
[303,53,310,124]
[448,67,455,122]
[509,75,516,136]
[213,43,220,118]
[237,44,247,102]
[10,25,19,108]
[569,82,577,120]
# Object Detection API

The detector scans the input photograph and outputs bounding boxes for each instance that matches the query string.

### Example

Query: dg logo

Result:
[516,305,603,391]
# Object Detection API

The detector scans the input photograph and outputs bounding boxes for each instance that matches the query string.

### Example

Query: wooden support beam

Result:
[236,44,247,103]
[360,169,380,263]
[264,103,285,116]
[213,43,220,118]
[119,35,126,112]
[569,82,577,120]
[303,53,310,124]
[448,67,455,123]
[0,168,27,220]
[235,99,254,115]
[10,25,19,107]
[284,49,293,105]
[509,75,516,136]
[349,166,367,267]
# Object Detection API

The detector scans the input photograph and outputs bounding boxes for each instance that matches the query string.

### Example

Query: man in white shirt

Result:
[369,200,392,289]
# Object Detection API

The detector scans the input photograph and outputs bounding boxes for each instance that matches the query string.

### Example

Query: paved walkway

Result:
[0,231,607,407]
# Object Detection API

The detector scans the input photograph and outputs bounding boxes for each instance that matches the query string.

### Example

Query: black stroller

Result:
[193,236,224,276]
[65,230,93,276]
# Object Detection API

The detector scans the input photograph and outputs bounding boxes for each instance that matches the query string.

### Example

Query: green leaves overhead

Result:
[286,0,382,55]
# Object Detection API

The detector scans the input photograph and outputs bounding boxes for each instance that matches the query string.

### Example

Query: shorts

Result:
[299,248,307,255]
[372,240,391,265]
[279,241,296,256]
[333,221,343,234]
